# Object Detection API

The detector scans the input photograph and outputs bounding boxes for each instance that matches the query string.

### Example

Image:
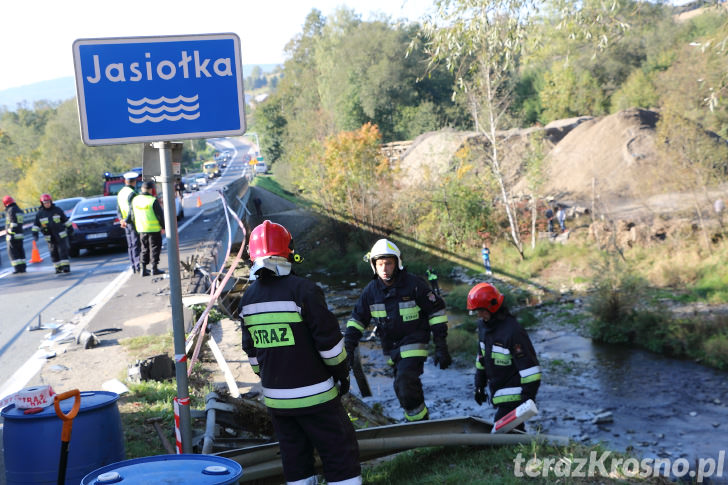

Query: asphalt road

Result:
[0,137,252,400]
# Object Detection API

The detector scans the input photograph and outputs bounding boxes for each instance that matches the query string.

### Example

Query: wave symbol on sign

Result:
[127,95,200,124]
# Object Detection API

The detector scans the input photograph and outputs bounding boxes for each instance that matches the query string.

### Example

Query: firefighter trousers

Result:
[48,236,70,270]
[7,236,26,271]
[393,356,427,419]
[270,401,361,484]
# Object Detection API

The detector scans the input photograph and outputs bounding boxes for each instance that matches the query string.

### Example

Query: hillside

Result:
[400,108,728,224]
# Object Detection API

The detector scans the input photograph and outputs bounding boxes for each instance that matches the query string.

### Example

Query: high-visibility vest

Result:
[117,185,135,219]
[131,194,161,233]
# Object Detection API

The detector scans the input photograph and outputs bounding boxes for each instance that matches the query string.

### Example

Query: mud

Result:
[321,278,728,468]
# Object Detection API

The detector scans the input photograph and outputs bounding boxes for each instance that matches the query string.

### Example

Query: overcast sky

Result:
[1,0,433,91]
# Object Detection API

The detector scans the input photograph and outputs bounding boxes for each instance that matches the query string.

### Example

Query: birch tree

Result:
[417,0,629,258]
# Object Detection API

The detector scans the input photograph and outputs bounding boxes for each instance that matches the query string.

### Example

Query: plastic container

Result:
[2,390,125,485]
[81,455,243,484]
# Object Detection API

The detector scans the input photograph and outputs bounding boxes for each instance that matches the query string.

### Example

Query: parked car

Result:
[54,197,84,218]
[254,162,267,175]
[68,196,126,257]
[182,175,199,192]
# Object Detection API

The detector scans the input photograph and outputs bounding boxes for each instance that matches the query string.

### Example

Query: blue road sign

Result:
[73,34,246,146]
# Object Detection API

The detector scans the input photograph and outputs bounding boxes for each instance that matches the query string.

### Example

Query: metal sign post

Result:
[155,141,192,452]
[73,33,246,453]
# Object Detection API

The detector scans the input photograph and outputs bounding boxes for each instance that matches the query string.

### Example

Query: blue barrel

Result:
[81,455,243,484]
[2,391,125,485]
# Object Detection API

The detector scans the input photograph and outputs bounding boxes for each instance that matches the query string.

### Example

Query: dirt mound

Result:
[399,130,476,186]
[542,108,660,202]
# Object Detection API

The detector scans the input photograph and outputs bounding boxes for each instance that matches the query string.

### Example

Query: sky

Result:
[1,0,434,92]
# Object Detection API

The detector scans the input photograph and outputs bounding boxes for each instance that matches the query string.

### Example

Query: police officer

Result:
[117,172,141,273]
[467,282,541,431]
[239,220,361,485]
[345,239,451,422]
[3,196,27,273]
[32,194,72,273]
[129,181,164,277]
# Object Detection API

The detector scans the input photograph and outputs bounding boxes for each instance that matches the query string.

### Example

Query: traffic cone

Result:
[30,240,43,263]
[196,196,202,208]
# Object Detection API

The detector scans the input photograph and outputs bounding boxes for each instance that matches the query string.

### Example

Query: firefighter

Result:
[129,181,165,277]
[32,193,72,274]
[117,171,141,273]
[467,282,541,431]
[345,239,451,422]
[425,266,440,295]
[3,196,27,273]
[239,220,361,485]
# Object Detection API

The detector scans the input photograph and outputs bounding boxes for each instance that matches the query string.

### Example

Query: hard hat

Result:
[40,193,52,203]
[368,238,403,273]
[466,282,504,314]
[248,220,296,278]
[123,171,139,180]
[248,220,294,262]
[2,195,14,206]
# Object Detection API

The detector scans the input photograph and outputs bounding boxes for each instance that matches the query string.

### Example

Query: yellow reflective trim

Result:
[399,306,420,322]
[246,312,302,325]
[264,386,339,409]
[324,349,347,366]
[429,315,448,325]
[371,310,387,318]
[346,320,365,332]
[521,373,541,384]
[401,349,428,358]
[405,405,428,421]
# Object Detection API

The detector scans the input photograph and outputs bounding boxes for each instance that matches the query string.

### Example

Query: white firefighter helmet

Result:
[368,238,403,273]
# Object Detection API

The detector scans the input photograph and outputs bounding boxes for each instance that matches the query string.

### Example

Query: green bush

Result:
[447,327,479,358]
[703,334,728,369]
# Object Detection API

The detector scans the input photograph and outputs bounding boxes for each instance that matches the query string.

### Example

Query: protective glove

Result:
[337,375,350,396]
[433,347,452,370]
[344,342,356,369]
[433,335,451,370]
[475,387,489,406]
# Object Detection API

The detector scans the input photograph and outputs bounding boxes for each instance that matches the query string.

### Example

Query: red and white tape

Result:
[173,396,190,454]
[0,385,55,411]
[492,399,538,434]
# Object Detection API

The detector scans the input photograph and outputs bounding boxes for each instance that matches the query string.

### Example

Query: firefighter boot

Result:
[63,264,70,273]
[152,265,165,275]
[141,265,150,277]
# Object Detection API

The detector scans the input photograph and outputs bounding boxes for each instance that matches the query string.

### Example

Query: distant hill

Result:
[0,63,281,110]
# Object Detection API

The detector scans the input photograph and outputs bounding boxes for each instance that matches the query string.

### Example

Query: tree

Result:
[419,0,629,258]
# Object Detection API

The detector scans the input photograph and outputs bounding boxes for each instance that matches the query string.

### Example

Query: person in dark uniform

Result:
[239,220,361,485]
[3,195,27,273]
[32,193,72,274]
[467,282,541,431]
[117,172,141,273]
[345,239,451,422]
[174,177,185,199]
[129,181,165,277]
[425,267,440,295]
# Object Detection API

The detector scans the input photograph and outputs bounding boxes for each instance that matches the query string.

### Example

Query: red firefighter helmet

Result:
[466,282,504,313]
[2,195,14,206]
[40,193,53,203]
[248,220,293,262]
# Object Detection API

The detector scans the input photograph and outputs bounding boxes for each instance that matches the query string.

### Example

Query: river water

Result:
[321,277,728,477]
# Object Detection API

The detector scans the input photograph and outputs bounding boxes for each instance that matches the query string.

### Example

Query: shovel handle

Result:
[54,389,81,443]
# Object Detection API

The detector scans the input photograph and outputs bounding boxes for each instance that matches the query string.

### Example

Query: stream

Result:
[319,276,728,474]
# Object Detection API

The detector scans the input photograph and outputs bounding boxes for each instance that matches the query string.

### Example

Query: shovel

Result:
[54,389,81,485]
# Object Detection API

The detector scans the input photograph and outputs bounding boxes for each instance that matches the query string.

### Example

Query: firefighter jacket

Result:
[475,308,541,406]
[344,269,448,358]
[5,203,25,241]
[32,204,71,242]
[240,271,349,415]
[130,194,164,233]
[117,185,137,221]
